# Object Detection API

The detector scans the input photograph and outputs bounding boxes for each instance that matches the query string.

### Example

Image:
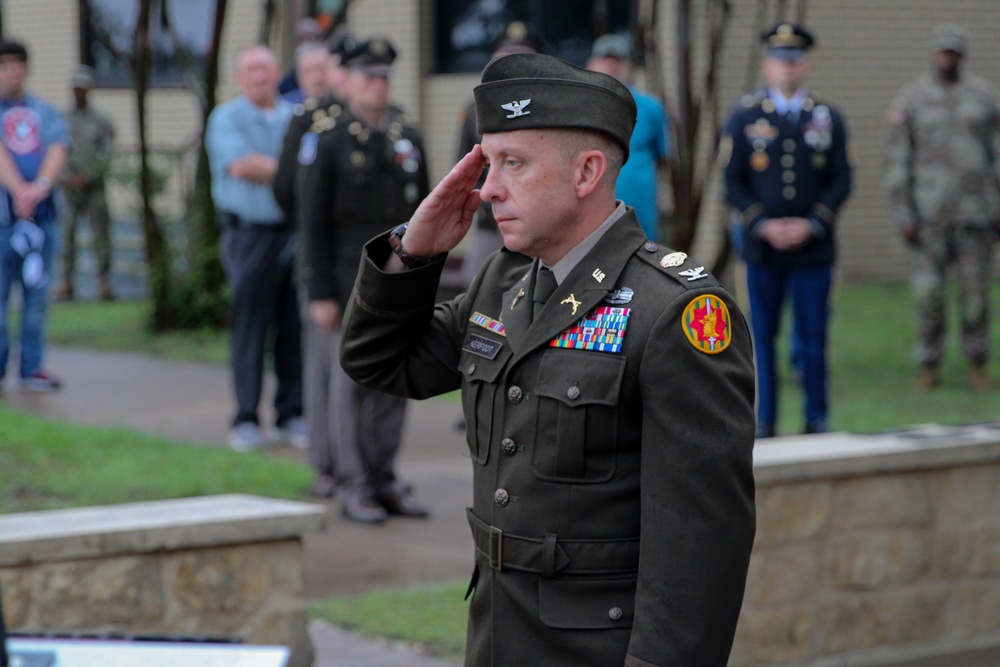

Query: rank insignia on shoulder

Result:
[682,295,732,354]
[550,306,630,354]
[660,252,687,268]
[679,266,709,281]
[298,132,319,166]
[470,312,506,337]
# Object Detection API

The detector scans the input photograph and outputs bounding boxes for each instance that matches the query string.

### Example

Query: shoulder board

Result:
[634,243,720,290]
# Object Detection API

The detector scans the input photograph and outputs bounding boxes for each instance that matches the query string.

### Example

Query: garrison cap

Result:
[474,52,637,159]
[931,23,968,55]
[346,37,397,77]
[761,22,814,61]
[70,64,95,89]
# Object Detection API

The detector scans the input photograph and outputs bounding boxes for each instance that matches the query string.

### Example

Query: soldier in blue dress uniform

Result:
[722,23,853,438]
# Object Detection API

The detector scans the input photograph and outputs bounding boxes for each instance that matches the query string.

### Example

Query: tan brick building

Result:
[3,0,999,283]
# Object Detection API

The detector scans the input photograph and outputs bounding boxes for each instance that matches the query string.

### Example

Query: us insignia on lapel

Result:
[549,306,630,353]
[682,295,732,354]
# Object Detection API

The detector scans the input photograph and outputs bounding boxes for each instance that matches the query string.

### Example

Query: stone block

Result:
[926,529,972,579]
[34,556,165,629]
[817,587,948,653]
[951,580,1000,638]
[0,567,34,628]
[932,465,1000,522]
[744,544,822,608]
[244,609,314,667]
[969,520,1000,577]
[166,544,272,615]
[831,473,931,530]
[828,529,929,590]
[756,481,832,547]
[728,604,811,666]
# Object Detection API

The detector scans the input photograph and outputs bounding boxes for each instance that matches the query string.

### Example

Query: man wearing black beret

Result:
[340,52,756,665]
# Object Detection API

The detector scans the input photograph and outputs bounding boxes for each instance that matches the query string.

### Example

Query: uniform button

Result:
[508,386,523,403]
[782,185,797,200]
[752,139,766,152]
[781,170,796,184]
[467,363,477,375]
[495,488,510,507]
[501,438,517,456]
[782,138,796,151]
[566,386,580,400]
[643,242,657,253]
[609,606,624,621]
[780,154,795,168]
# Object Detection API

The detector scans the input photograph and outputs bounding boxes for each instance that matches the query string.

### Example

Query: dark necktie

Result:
[532,267,557,319]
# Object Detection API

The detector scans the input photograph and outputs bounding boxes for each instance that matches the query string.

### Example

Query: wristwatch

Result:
[388,223,442,268]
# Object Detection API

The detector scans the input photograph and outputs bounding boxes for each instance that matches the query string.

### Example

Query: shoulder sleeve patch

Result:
[682,294,733,354]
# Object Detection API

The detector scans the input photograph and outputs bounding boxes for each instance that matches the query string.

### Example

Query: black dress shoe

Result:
[804,420,828,435]
[341,494,389,524]
[377,489,430,519]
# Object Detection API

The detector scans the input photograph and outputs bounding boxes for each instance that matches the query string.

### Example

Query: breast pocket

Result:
[532,351,625,483]
[460,338,512,465]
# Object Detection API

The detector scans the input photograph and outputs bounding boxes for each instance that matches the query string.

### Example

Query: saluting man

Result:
[722,23,852,438]
[339,52,756,666]
[296,37,431,522]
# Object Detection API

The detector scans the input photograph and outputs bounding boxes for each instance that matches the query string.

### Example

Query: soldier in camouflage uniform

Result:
[57,65,114,301]
[884,24,1000,391]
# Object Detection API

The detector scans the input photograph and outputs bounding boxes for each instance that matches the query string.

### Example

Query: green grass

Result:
[309,582,470,662]
[0,406,312,514]
[42,299,229,365]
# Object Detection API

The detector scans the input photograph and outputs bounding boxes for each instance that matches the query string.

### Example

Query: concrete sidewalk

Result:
[3,346,468,667]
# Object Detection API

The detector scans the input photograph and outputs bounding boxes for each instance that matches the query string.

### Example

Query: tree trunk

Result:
[134,0,173,331]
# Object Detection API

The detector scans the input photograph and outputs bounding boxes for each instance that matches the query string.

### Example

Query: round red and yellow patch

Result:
[682,295,732,354]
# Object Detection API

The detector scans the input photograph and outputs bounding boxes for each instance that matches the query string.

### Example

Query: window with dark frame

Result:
[435,0,635,74]
[79,0,216,87]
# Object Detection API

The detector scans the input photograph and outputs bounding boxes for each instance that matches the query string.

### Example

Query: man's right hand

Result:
[397,144,486,258]
[310,300,341,331]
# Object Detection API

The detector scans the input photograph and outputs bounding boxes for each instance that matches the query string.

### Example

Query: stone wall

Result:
[0,494,326,667]
[732,424,1000,666]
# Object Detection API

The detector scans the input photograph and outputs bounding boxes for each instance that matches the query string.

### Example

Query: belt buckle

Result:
[488,525,503,571]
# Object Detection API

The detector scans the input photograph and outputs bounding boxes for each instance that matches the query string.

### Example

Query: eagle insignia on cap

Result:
[501,99,532,118]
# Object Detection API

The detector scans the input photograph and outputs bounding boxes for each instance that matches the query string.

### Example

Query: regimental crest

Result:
[501,99,532,119]
[682,295,732,355]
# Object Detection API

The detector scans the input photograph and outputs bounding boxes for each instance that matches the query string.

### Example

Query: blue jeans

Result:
[0,218,57,379]
[746,262,832,428]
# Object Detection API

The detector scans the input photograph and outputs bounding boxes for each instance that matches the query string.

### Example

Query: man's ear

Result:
[574,149,608,199]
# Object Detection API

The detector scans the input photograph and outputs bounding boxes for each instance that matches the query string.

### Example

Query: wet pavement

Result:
[3,346,468,666]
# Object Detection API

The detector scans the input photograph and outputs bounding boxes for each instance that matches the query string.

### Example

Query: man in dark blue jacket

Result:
[723,22,852,438]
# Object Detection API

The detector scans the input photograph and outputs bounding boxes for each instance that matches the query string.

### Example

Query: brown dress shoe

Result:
[970,364,992,392]
[377,489,430,519]
[915,365,940,391]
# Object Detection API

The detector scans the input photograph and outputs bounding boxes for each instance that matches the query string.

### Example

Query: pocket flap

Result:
[535,352,625,407]
[538,576,636,629]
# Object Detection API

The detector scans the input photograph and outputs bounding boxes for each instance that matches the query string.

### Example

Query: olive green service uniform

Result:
[297,96,430,502]
[340,52,756,666]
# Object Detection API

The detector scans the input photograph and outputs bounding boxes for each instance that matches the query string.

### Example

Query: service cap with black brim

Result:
[474,52,637,160]
[761,22,815,61]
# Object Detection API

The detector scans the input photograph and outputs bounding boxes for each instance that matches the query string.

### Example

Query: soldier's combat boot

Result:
[915,364,940,391]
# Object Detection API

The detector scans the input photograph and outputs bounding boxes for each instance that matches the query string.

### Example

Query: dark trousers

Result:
[747,262,832,428]
[221,223,303,427]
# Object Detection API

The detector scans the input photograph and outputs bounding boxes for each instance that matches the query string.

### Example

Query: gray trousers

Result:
[302,291,339,475]
[325,326,408,497]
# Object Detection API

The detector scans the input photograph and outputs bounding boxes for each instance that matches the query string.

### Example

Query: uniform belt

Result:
[466,508,639,577]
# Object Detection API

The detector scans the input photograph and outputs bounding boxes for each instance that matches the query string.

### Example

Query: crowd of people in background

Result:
[0,17,995,507]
